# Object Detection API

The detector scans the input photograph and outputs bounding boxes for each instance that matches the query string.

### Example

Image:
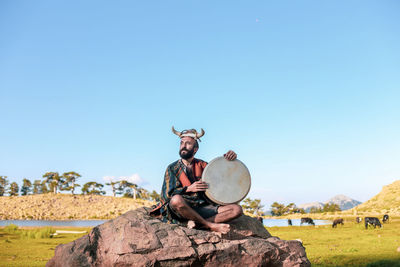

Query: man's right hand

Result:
[186,180,208,193]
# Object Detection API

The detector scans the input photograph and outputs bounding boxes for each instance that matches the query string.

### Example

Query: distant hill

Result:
[298,195,361,212]
[346,180,400,215]
[325,194,361,210]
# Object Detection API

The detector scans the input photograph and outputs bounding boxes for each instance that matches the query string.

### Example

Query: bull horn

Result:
[196,128,205,139]
[171,126,182,137]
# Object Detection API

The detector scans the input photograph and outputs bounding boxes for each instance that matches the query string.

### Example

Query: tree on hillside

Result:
[286,203,305,214]
[323,203,341,212]
[41,180,49,193]
[105,181,120,197]
[270,202,287,216]
[33,180,43,194]
[81,182,106,195]
[270,202,304,216]
[9,182,19,196]
[241,198,264,216]
[128,183,139,199]
[21,178,33,195]
[309,206,323,213]
[149,190,160,202]
[138,187,150,200]
[33,180,49,194]
[119,180,139,199]
[43,172,64,194]
[0,176,9,196]
[62,171,81,195]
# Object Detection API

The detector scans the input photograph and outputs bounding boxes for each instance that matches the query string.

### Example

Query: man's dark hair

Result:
[194,140,199,149]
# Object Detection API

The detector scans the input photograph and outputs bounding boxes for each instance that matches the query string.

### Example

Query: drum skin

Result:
[202,157,251,205]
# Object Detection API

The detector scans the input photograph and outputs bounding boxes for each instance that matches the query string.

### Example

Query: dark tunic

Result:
[150,158,208,224]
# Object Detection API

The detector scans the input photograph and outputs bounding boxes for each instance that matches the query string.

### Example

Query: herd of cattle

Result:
[295,214,389,229]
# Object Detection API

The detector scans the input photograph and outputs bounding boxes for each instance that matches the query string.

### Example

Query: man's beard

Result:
[179,148,195,160]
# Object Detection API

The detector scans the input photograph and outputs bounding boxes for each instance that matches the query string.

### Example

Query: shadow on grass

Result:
[311,255,400,267]
[366,259,400,267]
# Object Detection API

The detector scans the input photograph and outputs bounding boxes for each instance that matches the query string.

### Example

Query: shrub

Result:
[4,224,19,234]
[20,227,55,239]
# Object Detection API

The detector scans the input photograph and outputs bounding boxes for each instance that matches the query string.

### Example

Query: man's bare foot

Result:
[208,223,230,234]
[187,220,196,229]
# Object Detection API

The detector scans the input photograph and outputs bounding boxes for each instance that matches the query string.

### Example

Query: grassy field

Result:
[1,218,400,266]
[268,217,400,266]
[0,226,90,267]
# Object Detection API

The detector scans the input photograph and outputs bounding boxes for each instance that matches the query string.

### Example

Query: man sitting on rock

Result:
[150,127,243,234]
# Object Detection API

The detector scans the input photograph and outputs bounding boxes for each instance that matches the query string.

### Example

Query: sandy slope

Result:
[0,194,155,220]
[267,180,400,220]
[343,180,400,216]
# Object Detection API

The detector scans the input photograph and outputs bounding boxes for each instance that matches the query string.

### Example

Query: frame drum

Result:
[202,157,251,205]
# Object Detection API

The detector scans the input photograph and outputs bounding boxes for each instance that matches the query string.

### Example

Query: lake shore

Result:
[0,194,154,220]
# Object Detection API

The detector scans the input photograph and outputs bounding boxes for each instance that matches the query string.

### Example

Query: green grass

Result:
[4,224,56,240]
[268,218,400,266]
[0,226,90,267]
[1,219,400,266]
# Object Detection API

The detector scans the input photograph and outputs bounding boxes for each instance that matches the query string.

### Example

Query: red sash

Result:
[178,159,207,186]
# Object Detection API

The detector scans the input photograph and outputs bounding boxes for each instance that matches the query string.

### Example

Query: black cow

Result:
[288,219,292,226]
[382,214,389,223]
[332,218,344,228]
[356,217,362,224]
[365,217,382,229]
[300,217,315,226]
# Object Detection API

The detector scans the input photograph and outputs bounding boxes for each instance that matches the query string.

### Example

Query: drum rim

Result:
[202,156,251,205]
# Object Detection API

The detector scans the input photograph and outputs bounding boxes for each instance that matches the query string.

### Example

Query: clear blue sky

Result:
[1,1,399,208]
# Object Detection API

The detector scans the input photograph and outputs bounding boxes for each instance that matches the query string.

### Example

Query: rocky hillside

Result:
[0,194,154,220]
[345,180,400,215]
[298,195,361,212]
[325,194,361,210]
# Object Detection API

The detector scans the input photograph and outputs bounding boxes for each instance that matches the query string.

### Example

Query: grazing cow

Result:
[382,214,389,223]
[365,217,382,229]
[300,217,315,226]
[288,219,292,226]
[332,218,344,228]
[356,217,362,224]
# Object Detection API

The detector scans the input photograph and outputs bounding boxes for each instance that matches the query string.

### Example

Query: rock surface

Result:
[47,208,310,267]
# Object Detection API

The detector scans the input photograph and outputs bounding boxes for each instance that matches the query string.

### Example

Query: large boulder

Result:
[47,208,310,267]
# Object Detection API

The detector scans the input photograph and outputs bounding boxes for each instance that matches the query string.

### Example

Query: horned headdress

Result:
[172,126,205,142]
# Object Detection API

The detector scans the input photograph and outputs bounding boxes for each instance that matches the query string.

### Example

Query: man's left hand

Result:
[224,150,237,161]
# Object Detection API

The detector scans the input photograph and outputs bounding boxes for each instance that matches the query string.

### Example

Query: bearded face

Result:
[179,137,198,160]
[179,146,195,159]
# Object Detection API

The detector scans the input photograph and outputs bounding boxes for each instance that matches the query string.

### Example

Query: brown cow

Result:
[332,218,344,228]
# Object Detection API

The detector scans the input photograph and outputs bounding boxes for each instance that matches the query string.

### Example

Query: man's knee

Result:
[233,204,243,217]
[225,204,242,218]
[169,195,185,210]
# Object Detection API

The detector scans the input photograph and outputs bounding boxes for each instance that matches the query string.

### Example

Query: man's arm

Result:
[160,166,186,203]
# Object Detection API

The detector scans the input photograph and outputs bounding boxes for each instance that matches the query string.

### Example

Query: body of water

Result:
[0,220,108,227]
[263,218,331,227]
